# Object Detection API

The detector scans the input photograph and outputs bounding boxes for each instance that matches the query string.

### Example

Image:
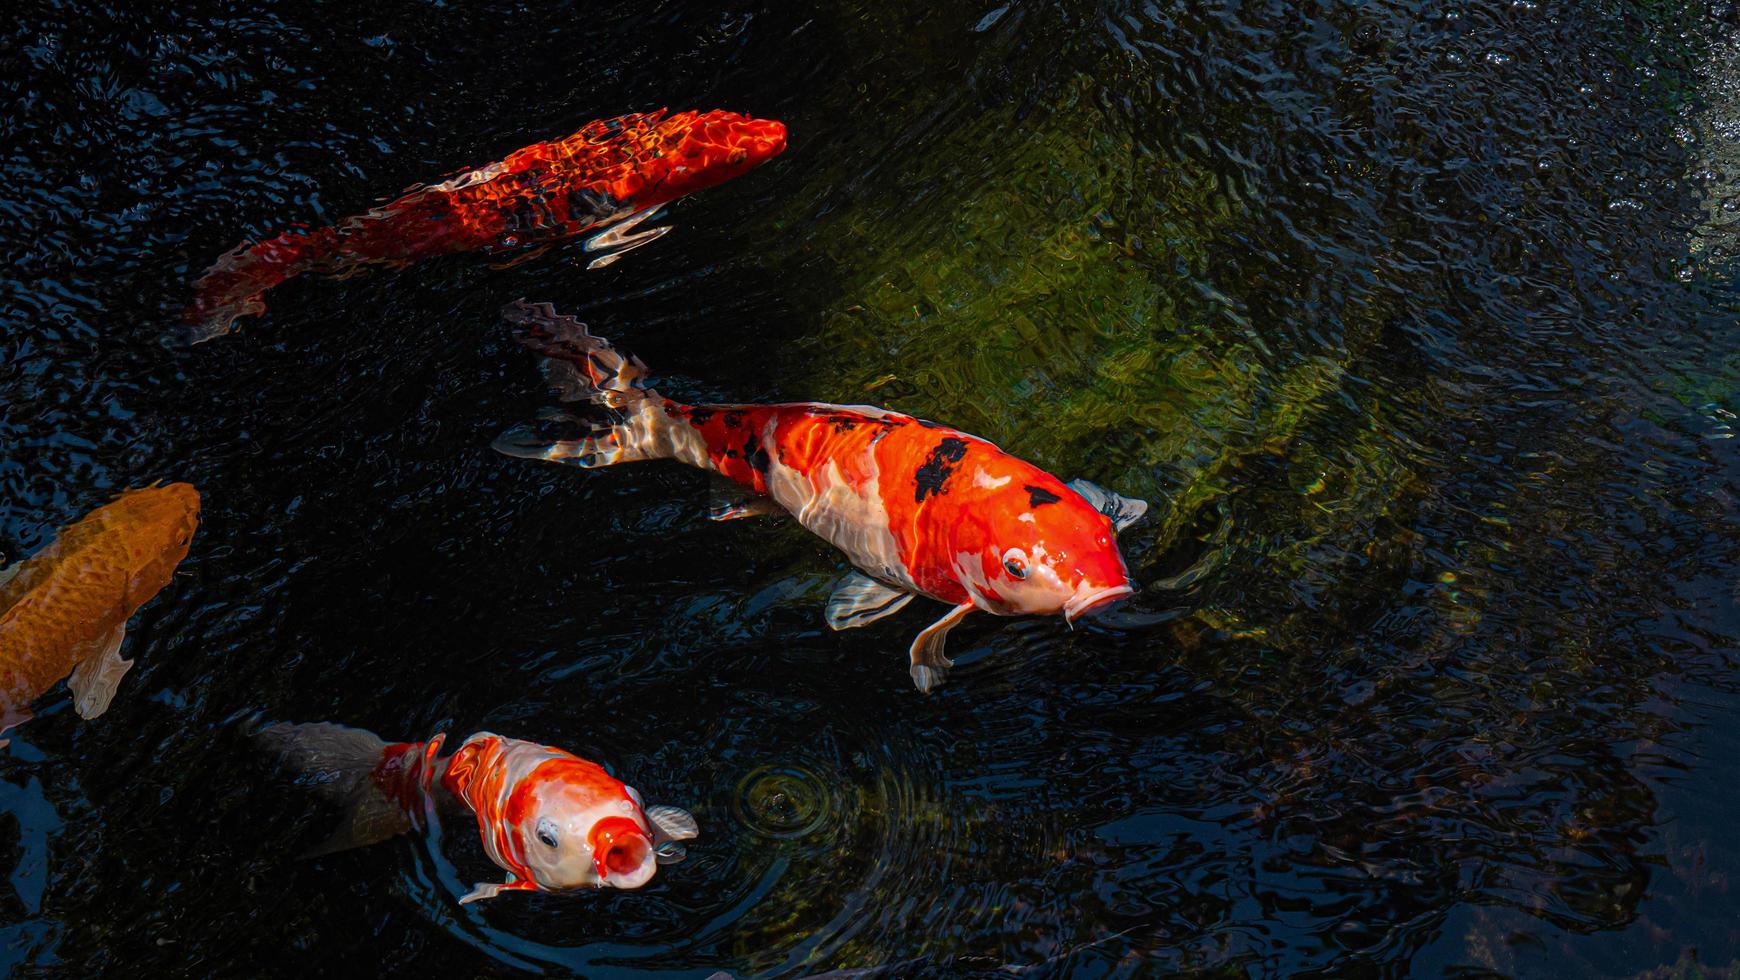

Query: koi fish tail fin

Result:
[493,299,692,469]
[501,298,659,406]
[251,720,424,856]
[173,226,341,345]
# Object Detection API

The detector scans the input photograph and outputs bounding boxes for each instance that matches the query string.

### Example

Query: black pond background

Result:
[3,0,1740,976]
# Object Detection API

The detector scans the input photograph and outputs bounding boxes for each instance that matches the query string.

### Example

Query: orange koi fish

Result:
[492,301,1148,692]
[0,484,200,738]
[255,722,698,904]
[182,108,788,342]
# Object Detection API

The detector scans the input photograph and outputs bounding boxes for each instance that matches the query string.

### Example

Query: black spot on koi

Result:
[744,431,771,474]
[723,411,746,429]
[686,407,716,426]
[1025,484,1063,507]
[824,413,895,434]
[914,437,970,503]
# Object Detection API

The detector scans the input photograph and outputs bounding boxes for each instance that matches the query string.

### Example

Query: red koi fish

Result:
[492,301,1148,692]
[255,721,698,904]
[0,484,200,739]
[181,108,787,343]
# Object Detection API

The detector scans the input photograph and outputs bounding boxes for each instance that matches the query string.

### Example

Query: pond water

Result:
[3,0,1739,976]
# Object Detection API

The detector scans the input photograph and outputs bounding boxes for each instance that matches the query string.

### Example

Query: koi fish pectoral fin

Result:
[459,877,540,905]
[707,500,779,521]
[1149,549,1218,592]
[582,208,672,270]
[646,803,698,864]
[67,626,131,720]
[826,573,916,630]
[645,805,699,844]
[907,603,975,693]
[1067,479,1150,533]
[707,495,785,522]
[0,704,35,746]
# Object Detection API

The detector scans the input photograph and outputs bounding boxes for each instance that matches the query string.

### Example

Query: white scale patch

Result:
[758,413,919,593]
[973,467,1012,490]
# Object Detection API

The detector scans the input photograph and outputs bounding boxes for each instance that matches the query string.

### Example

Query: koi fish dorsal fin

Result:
[1067,479,1149,533]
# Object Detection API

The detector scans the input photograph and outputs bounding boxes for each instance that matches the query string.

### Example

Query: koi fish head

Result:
[951,470,1134,622]
[107,483,201,591]
[506,757,659,892]
[630,109,787,210]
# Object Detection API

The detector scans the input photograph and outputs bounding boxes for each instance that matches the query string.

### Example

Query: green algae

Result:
[763,64,1421,646]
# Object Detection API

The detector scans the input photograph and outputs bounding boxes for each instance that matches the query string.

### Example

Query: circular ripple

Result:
[733,764,836,840]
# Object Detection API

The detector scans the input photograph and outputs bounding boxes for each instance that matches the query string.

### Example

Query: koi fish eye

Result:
[536,817,560,849]
[1002,549,1028,580]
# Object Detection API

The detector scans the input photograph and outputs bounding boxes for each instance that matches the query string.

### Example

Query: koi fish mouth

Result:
[1063,584,1136,625]
[590,817,656,889]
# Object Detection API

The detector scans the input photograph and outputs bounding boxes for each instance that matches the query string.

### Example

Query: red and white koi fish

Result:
[181,108,787,343]
[492,301,1148,692]
[255,721,698,904]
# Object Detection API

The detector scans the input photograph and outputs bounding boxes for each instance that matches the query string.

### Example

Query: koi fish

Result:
[254,721,698,904]
[492,301,1147,692]
[0,484,199,739]
[181,108,788,343]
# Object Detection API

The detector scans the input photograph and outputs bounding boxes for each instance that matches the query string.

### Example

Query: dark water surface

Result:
[3,0,1739,976]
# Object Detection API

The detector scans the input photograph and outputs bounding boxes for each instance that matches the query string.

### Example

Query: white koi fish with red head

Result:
[493,301,1149,691]
[255,721,698,904]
